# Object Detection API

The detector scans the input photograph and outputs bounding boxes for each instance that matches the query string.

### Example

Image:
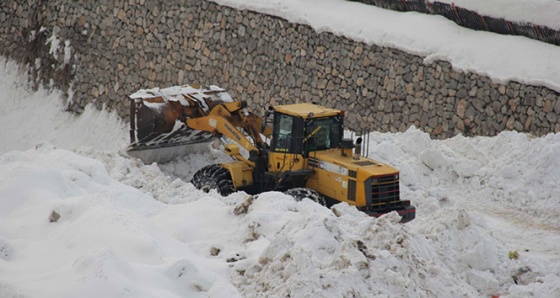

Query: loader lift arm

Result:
[185,100,276,193]
[186,100,272,164]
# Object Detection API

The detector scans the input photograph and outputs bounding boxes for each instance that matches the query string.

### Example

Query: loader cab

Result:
[270,103,344,156]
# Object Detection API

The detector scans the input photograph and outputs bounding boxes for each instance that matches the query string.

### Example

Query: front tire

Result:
[191,164,235,196]
[284,187,327,206]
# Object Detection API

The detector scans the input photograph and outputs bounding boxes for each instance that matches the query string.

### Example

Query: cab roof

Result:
[273,103,341,118]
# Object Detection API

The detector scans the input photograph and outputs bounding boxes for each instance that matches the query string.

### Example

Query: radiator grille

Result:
[371,175,399,203]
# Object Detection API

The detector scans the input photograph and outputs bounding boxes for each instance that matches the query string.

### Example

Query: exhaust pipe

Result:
[353,137,362,160]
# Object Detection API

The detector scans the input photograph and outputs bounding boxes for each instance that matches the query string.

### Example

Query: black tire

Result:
[284,187,327,206]
[191,164,235,196]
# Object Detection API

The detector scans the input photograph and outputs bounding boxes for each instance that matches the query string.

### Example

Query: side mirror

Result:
[263,107,274,132]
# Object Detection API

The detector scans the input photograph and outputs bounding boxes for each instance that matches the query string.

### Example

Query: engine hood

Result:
[307,149,399,180]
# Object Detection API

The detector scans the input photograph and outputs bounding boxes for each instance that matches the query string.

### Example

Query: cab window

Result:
[304,117,342,152]
[272,113,294,152]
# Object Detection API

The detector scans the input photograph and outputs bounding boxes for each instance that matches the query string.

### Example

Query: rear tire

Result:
[191,164,235,196]
[284,187,327,206]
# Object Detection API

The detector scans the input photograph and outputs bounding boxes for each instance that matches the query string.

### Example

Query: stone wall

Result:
[1,0,559,138]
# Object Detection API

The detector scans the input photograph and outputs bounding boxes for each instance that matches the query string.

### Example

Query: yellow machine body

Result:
[128,86,414,222]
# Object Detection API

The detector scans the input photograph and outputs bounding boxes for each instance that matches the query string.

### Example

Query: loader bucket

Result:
[126,85,233,163]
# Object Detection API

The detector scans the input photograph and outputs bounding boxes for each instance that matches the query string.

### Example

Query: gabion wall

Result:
[1,0,559,138]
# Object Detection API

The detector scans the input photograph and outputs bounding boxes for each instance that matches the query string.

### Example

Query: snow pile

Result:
[2,139,558,297]
[371,127,560,230]
[74,147,230,205]
[230,197,482,297]
[0,144,240,298]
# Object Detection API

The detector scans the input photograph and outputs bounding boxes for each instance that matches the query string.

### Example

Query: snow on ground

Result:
[1,57,560,297]
[213,0,560,92]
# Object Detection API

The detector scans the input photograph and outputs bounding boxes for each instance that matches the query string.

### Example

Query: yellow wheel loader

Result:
[127,84,415,223]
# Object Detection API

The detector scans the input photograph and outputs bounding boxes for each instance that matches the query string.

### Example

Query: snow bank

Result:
[4,141,556,297]
[0,144,240,298]
[370,127,560,231]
